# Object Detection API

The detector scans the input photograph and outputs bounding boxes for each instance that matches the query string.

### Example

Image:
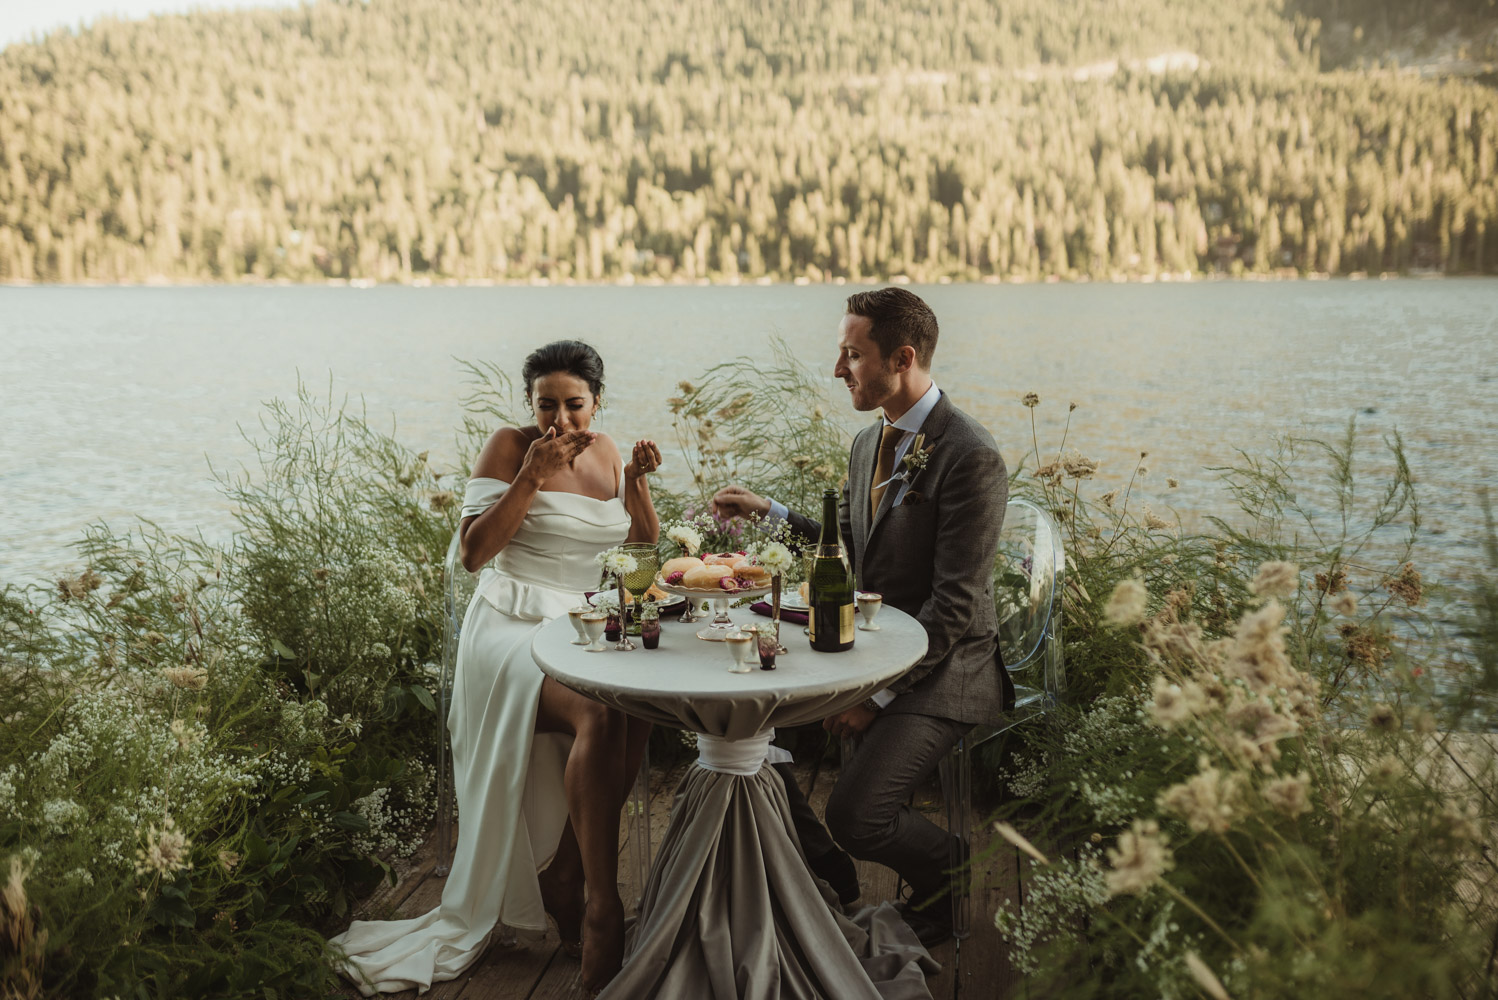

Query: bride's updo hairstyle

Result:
[521,340,606,408]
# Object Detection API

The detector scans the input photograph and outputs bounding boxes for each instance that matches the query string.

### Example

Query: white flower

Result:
[596,548,639,576]
[666,524,703,555]
[1105,819,1173,897]
[135,815,192,876]
[754,542,794,576]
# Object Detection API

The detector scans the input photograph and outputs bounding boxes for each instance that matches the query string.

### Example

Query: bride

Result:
[332,340,660,994]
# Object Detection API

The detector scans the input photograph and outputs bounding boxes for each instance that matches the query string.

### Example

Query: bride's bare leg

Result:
[538,822,584,952]
[535,677,628,990]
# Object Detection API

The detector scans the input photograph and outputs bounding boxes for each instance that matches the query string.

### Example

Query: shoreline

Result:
[0,270,1476,290]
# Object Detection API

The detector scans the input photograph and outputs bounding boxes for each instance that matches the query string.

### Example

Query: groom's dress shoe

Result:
[810,847,861,907]
[894,896,954,949]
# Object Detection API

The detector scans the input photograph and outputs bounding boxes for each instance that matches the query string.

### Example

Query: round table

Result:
[532,607,937,1000]
[532,605,929,741]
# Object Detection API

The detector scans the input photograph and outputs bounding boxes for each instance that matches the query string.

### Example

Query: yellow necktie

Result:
[869,424,904,520]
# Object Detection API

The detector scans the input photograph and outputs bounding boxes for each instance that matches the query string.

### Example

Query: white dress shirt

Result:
[767,381,940,709]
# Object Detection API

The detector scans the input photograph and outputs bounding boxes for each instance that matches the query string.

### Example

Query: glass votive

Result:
[605,611,621,642]
[752,621,778,669]
[640,608,661,649]
[724,631,756,673]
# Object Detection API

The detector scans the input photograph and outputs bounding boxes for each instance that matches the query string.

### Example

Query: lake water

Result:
[2,281,1496,617]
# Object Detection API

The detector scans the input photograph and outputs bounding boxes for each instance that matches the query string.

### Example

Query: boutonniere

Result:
[899,433,934,479]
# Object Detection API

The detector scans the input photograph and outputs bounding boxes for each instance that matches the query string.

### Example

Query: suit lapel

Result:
[849,419,880,559]
[867,392,954,543]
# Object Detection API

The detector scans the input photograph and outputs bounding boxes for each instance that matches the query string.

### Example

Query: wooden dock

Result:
[335,758,1043,999]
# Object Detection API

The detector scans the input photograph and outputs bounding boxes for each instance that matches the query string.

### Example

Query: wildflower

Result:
[677,380,696,395]
[812,406,825,420]
[1021,392,1040,408]
[666,396,687,411]
[1340,624,1390,669]
[1329,590,1357,617]
[1367,703,1398,732]
[1370,754,1402,784]
[1434,800,1483,846]
[1099,488,1119,508]
[1137,466,1149,479]
[1068,401,1078,412]
[1223,601,1292,695]
[1062,451,1099,480]
[1385,563,1423,606]
[1184,952,1232,1000]
[811,464,833,480]
[1314,568,1347,594]
[143,631,167,646]
[993,821,1051,866]
[1249,561,1299,599]
[1147,675,1206,729]
[1158,758,1244,834]
[1105,819,1173,897]
[135,815,193,876]
[217,849,241,872]
[169,718,201,749]
[1167,478,1179,489]
[428,490,456,511]
[1103,579,1148,626]
[416,451,429,464]
[1142,506,1171,531]
[161,666,208,691]
[596,548,639,577]
[1412,709,1437,736]
[753,542,794,576]
[1262,772,1312,818]
[1033,462,1061,481]
[789,454,813,469]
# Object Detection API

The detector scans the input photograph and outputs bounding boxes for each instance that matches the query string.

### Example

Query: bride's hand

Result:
[521,427,595,483]
[624,439,663,481]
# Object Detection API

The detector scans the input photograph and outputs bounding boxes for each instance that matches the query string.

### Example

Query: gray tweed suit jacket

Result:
[786,392,1012,726]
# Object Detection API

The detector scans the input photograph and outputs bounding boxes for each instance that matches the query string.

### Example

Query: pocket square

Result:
[900,491,925,506]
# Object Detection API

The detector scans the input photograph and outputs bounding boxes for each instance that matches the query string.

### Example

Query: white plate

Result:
[589,590,685,611]
[778,590,875,612]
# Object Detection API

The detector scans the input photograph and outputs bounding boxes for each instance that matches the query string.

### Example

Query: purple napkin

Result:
[750,601,808,625]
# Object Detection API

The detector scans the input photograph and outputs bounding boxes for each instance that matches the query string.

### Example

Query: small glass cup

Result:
[857,592,884,631]
[581,612,609,652]
[567,605,594,645]
[754,621,779,669]
[640,603,661,650]
[605,610,622,643]
[724,631,756,673]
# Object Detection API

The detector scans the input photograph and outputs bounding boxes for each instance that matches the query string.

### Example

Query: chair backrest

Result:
[992,497,1064,682]
[442,529,481,688]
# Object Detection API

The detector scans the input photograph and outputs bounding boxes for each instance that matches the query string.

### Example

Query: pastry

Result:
[733,562,771,586]
[703,552,744,566]
[682,564,734,589]
[661,556,705,583]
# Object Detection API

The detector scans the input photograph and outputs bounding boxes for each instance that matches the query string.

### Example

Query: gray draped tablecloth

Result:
[532,607,935,999]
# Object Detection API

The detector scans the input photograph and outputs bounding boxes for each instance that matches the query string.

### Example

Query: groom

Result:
[712,287,1012,946]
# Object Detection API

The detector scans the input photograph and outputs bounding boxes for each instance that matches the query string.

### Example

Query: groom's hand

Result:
[823,705,877,739]
[711,485,770,521]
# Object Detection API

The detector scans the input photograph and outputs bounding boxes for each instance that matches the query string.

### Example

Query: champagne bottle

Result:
[808,488,855,652]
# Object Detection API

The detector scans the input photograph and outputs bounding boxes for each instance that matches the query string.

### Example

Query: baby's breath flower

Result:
[1262,772,1312,818]
[1249,561,1299,599]
[1104,579,1149,626]
[1105,819,1173,897]
[1021,391,1040,408]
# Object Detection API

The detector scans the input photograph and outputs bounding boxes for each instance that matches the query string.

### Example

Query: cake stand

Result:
[654,576,772,641]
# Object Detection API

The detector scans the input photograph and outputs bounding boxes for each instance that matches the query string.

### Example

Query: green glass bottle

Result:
[808,488,855,652]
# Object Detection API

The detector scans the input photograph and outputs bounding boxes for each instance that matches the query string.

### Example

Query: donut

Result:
[733,562,771,586]
[682,564,734,589]
[661,556,705,579]
[703,552,744,566]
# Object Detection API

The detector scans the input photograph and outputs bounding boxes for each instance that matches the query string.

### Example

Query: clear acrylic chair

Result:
[436,529,653,907]
[839,497,1065,938]
[937,496,1065,939]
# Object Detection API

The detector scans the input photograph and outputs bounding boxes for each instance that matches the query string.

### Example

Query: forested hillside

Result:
[1,0,1496,283]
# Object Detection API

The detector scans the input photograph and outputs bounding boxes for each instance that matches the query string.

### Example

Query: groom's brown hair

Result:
[844,287,939,370]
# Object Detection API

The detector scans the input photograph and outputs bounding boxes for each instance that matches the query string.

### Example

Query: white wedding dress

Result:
[331,473,631,995]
